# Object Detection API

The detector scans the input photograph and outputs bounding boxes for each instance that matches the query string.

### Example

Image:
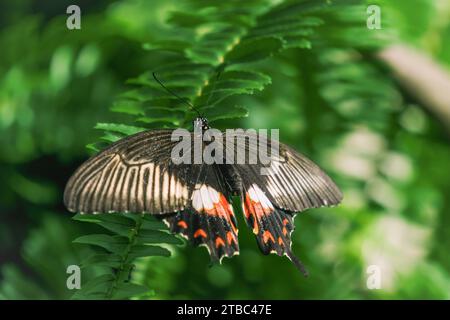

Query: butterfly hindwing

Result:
[64,130,207,215]
[163,164,239,263]
[241,183,307,275]
[217,131,342,274]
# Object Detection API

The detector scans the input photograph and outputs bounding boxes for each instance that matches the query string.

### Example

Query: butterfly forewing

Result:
[64,130,192,214]
[220,130,343,212]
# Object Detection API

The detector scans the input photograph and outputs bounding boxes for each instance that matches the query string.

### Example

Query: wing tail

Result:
[242,183,308,276]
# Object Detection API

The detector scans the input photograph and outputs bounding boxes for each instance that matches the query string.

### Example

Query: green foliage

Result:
[71,213,180,299]
[95,0,351,139]
[0,215,96,299]
[1,0,450,301]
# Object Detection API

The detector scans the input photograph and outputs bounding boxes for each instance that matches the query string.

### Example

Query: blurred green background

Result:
[1,0,449,299]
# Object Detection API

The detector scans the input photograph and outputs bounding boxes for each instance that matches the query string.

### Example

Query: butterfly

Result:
[64,115,342,275]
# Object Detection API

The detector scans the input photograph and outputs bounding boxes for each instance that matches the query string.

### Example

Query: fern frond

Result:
[99,0,339,134]
[71,213,181,300]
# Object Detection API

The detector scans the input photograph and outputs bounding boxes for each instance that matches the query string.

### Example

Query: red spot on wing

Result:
[243,194,252,219]
[253,202,265,218]
[194,229,207,238]
[215,198,227,218]
[244,193,259,234]
[263,230,275,244]
[226,231,237,245]
[278,237,284,246]
[215,237,225,248]
[220,194,235,216]
[205,193,238,236]
[177,220,188,229]
[219,194,238,234]
[243,190,276,235]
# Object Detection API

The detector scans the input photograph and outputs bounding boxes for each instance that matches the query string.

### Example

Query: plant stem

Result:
[105,214,143,299]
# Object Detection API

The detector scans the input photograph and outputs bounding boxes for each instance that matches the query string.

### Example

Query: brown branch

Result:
[378,44,450,130]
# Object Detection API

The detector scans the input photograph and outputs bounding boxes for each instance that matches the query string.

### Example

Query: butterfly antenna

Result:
[152,72,202,117]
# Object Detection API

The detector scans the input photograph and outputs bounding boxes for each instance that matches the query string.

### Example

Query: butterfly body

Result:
[64,117,342,274]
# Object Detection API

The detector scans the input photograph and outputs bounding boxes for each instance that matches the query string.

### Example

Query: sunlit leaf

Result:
[73,234,128,253]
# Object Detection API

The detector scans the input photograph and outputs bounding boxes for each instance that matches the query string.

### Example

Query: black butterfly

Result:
[64,116,342,275]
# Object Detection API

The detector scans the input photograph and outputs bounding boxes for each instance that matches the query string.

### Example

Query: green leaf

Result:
[248,20,318,40]
[259,0,329,23]
[81,254,123,269]
[94,123,147,136]
[282,37,312,49]
[128,71,206,88]
[73,213,135,237]
[99,131,125,143]
[139,216,167,230]
[225,37,283,63]
[86,143,100,153]
[167,11,209,28]
[73,234,128,253]
[96,222,133,237]
[137,230,183,245]
[195,71,271,107]
[136,114,182,126]
[206,105,249,122]
[221,70,271,84]
[142,39,191,53]
[73,213,134,225]
[111,100,145,116]
[111,283,151,300]
[71,274,115,300]
[128,245,171,260]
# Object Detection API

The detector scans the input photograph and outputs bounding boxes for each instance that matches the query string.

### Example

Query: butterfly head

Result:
[193,117,209,131]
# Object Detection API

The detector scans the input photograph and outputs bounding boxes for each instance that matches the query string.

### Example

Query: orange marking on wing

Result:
[177,220,188,229]
[278,237,284,246]
[220,194,235,217]
[218,194,238,234]
[283,218,289,226]
[244,193,259,234]
[204,207,217,216]
[244,194,252,219]
[263,230,275,244]
[226,231,236,245]
[215,237,225,248]
[282,227,288,236]
[242,202,250,225]
[194,229,207,238]
[214,200,227,219]
[264,208,273,214]
[253,202,265,219]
